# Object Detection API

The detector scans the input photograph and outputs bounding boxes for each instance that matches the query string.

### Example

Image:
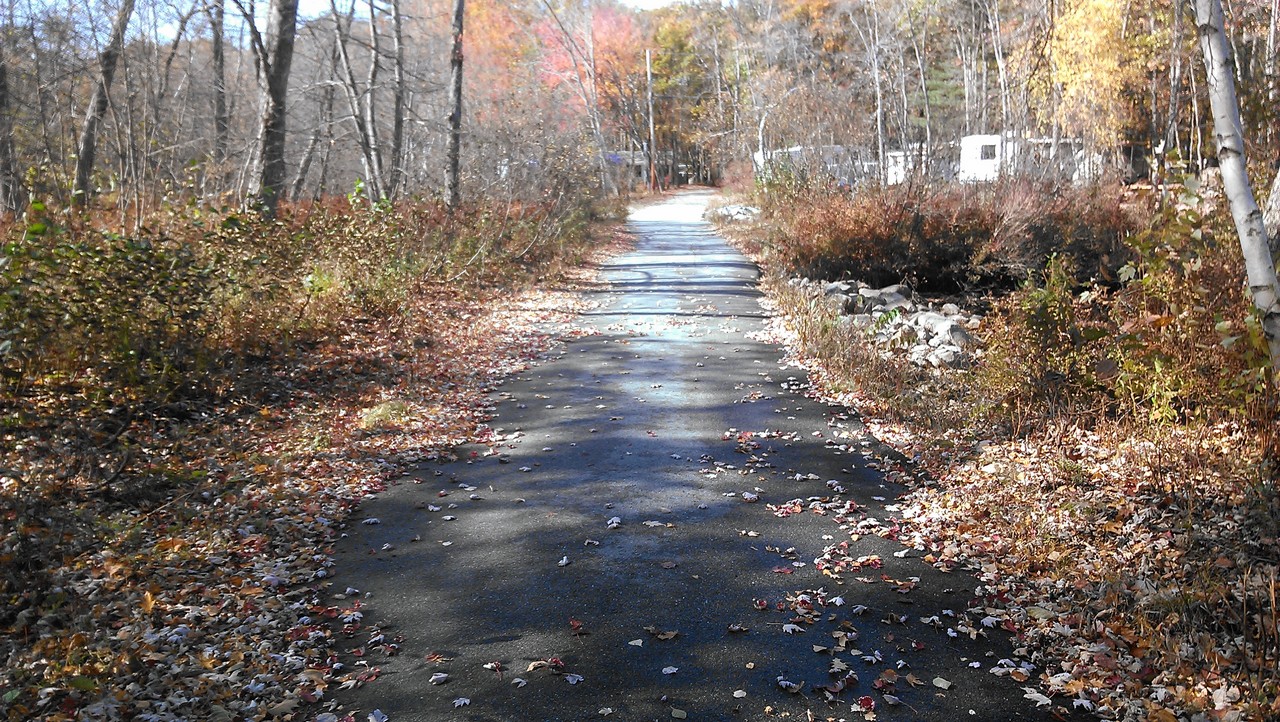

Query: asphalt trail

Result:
[332,190,1061,722]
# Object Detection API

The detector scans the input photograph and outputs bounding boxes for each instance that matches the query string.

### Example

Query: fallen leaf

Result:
[429,672,448,685]
[782,623,805,634]
[932,677,952,690]
[452,698,470,708]
[558,556,570,567]
[671,709,687,719]
[1022,687,1052,706]
[565,673,584,684]
[662,666,679,674]
[629,639,644,647]
[733,690,747,698]
[368,711,389,722]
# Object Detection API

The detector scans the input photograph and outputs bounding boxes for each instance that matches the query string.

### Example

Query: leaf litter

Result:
[0,236,628,722]
[751,283,1280,720]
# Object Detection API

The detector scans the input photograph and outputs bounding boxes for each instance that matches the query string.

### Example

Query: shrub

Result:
[974,179,1272,431]
[758,179,1138,293]
[0,191,603,418]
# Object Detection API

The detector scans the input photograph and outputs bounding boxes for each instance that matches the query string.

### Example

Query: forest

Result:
[2,0,1280,720]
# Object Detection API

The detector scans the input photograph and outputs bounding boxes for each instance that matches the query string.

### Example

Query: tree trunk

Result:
[248,0,298,217]
[389,0,406,199]
[1265,164,1280,257]
[445,0,464,209]
[209,0,229,167]
[72,0,136,206]
[1195,0,1280,371]
[291,39,339,202]
[331,1,382,201]
[362,0,386,198]
[0,40,23,213]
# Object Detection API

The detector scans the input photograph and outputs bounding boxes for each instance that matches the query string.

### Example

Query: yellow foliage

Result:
[1035,0,1153,144]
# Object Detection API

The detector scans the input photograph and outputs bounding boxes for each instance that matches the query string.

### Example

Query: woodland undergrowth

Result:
[0,192,625,720]
[727,178,1280,721]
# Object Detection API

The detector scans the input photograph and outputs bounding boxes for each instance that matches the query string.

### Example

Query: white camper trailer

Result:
[958,134,1006,182]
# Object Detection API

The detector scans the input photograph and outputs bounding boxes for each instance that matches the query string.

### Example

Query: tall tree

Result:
[1195,0,1280,370]
[1265,167,1280,255]
[446,0,465,209]
[243,0,299,216]
[71,0,136,206]
[0,34,22,212]
[388,0,407,198]
[331,0,386,201]
[207,0,229,167]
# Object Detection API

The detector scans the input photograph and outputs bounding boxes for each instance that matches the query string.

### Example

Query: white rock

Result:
[928,347,960,368]
[914,312,949,333]
[941,303,961,316]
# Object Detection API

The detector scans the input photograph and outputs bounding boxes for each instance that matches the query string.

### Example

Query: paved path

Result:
[334,190,1058,721]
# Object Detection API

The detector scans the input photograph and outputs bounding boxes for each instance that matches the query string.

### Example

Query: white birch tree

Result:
[1195,0,1280,370]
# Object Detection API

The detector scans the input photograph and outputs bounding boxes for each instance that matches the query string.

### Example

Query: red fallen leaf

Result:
[911,640,925,651]
[772,567,794,574]
[569,618,589,636]
[857,695,876,711]
[351,647,365,657]
[754,599,770,610]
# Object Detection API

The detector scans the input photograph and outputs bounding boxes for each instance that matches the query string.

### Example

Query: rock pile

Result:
[705,204,761,223]
[788,278,982,370]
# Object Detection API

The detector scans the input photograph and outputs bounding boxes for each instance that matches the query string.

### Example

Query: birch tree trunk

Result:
[72,0,136,206]
[1264,165,1280,256]
[247,0,298,217]
[1195,0,1280,371]
[445,0,465,209]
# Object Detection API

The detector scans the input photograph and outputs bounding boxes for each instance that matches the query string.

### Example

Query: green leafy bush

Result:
[0,192,602,412]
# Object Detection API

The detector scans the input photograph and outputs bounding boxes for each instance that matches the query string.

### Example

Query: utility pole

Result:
[646,48,658,191]
[445,0,465,209]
